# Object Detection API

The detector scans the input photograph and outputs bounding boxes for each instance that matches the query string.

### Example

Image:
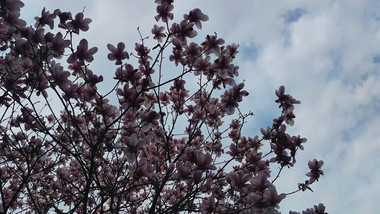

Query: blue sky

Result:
[22,0,380,213]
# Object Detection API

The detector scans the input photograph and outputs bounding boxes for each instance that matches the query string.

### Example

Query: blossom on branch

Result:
[107,42,129,65]
[0,1,326,213]
[67,38,98,63]
[67,12,92,34]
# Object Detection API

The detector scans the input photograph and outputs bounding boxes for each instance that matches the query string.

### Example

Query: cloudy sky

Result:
[21,0,380,213]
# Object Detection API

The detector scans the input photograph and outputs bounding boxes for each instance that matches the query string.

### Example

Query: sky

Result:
[21,0,380,213]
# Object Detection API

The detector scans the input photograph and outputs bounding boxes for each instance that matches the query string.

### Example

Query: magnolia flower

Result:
[1,0,24,11]
[34,7,56,29]
[263,187,286,208]
[67,39,98,63]
[306,159,324,183]
[124,133,146,154]
[114,63,141,82]
[184,8,209,29]
[107,42,129,65]
[5,10,27,28]
[48,32,70,58]
[201,196,215,213]
[155,3,174,22]
[54,9,72,29]
[251,173,270,192]
[134,157,154,178]
[175,161,191,178]
[51,61,71,89]
[67,12,92,34]
[0,22,8,36]
[202,34,225,56]
[275,85,301,110]
[220,83,248,115]
[170,20,197,42]
[152,24,166,43]
[313,203,327,214]
[185,42,201,61]
[195,151,216,170]
[226,171,252,189]
[140,111,160,132]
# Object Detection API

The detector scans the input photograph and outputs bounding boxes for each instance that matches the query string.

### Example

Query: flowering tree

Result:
[0,0,326,213]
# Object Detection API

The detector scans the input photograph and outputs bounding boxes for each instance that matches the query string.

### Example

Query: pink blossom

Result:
[201,196,215,213]
[67,12,92,34]
[124,133,146,154]
[50,60,71,89]
[0,21,9,36]
[107,42,129,65]
[306,159,324,183]
[0,1,326,213]
[155,3,174,23]
[47,32,70,58]
[263,187,285,208]
[4,10,26,28]
[34,7,56,29]
[152,24,166,42]
[195,151,216,170]
[140,110,160,132]
[202,34,225,55]
[185,42,201,62]
[170,20,197,42]
[134,157,154,178]
[54,9,72,29]
[114,63,141,82]
[175,161,191,178]
[67,39,98,63]
[1,0,24,11]
[226,171,252,189]
[184,8,209,29]
[220,83,249,115]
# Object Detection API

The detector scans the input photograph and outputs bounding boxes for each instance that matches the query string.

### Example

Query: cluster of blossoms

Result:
[0,0,326,213]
